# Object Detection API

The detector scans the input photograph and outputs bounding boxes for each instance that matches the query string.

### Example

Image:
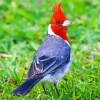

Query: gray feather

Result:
[28,35,71,79]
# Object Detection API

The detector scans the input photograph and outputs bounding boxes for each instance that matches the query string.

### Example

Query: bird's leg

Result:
[42,83,47,94]
[54,82,60,97]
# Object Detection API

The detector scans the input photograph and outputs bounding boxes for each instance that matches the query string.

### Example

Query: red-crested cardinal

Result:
[12,3,72,96]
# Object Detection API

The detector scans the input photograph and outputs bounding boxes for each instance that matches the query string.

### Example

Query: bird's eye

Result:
[56,21,61,25]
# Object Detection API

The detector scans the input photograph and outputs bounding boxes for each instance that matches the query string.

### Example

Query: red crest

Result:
[50,3,66,24]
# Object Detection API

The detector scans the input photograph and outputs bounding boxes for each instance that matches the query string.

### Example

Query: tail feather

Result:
[12,78,41,96]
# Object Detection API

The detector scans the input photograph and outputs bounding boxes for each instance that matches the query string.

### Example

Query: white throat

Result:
[48,24,55,35]
[47,24,70,46]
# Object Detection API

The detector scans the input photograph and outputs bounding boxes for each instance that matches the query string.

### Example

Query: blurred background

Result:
[0,0,100,99]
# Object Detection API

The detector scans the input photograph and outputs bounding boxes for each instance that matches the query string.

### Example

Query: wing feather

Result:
[28,55,68,79]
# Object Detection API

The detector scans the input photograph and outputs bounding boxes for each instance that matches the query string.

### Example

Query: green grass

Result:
[0,0,100,100]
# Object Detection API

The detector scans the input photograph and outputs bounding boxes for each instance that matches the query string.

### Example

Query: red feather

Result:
[50,3,68,41]
[51,3,66,24]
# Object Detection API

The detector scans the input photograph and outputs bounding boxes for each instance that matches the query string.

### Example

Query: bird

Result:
[12,3,72,96]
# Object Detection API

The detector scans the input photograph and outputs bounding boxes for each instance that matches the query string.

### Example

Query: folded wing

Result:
[28,55,67,79]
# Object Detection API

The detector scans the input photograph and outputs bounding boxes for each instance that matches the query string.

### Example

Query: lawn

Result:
[0,0,100,100]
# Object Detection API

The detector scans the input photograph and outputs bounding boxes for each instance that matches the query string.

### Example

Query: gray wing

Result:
[28,54,70,79]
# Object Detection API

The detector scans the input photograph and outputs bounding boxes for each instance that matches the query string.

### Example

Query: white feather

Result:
[48,24,70,46]
[48,24,56,35]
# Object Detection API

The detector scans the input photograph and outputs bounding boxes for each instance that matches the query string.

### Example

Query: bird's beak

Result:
[62,20,72,27]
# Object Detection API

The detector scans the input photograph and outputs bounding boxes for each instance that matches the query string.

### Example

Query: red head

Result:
[50,3,71,41]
